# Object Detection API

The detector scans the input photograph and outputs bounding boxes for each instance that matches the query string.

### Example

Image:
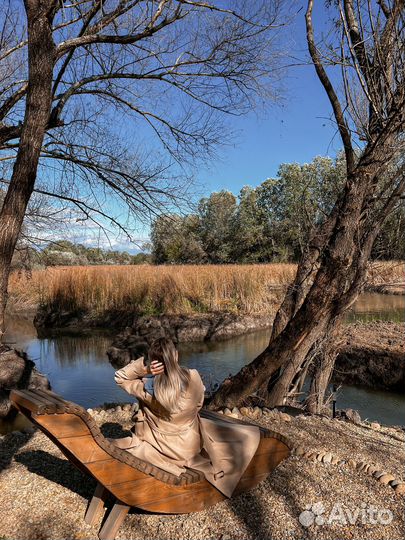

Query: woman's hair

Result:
[148,337,190,414]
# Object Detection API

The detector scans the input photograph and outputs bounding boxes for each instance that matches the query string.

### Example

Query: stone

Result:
[231,407,239,416]
[86,408,93,414]
[280,413,291,422]
[122,404,131,411]
[370,422,380,430]
[316,451,326,462]
[224,408,232,416]
[389,479,401,487]
[240,407,249,416]
[305,451,317,460]
[253,406,262,418]
[217,410,224,414]
[394,483,405,495]
[373,470,386,479]
[263,407,272,415]
[356,461,367,471]
[345,408,361,424]
[379,474,395,485]
[347,459,357,469]
[0,345,50,419]
[107,408,115,414]
[331,455,340,465]
[228,413,239,418]
[322,452,333,464]
[115,406,122,412]
[295,446,305,456]
[131,402,139,413]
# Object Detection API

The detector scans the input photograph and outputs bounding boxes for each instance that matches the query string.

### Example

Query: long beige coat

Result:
[112,357,260,497]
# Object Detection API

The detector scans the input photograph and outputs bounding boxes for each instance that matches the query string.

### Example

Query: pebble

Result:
[371,422,381,430]
[240,407,249,416]
[390,479,401,487]
[253,406,262,418]
[348,459,357,468]
[367,465,379,475]
[223,408,232,416]
[122,404,131,411]
[394,483,405,495]
[280,413,291,422]
[316,451,326,462]
[379,473,395,485]
[231,407,239,416]
[322,452,333,463]
[373,470,387,479]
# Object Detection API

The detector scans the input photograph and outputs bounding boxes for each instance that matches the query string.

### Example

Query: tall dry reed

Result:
[7,260,404,316]
[8,264,295,316]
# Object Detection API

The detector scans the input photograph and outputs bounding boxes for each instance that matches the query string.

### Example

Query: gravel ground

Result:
[0,407,404,540]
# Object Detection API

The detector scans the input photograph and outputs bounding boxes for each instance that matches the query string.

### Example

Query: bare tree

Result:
[209,0,405,412]
[0,0,286,340]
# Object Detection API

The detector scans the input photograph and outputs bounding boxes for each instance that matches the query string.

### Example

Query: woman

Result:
[111,337,260,498]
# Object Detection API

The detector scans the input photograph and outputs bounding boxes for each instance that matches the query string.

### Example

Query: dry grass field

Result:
[7,261,404,316]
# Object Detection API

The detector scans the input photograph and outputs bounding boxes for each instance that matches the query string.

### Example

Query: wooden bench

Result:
[10,388,291,540]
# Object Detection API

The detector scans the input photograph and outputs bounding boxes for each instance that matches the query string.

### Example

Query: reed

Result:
[7,260,404,316]
[8,264,295,316]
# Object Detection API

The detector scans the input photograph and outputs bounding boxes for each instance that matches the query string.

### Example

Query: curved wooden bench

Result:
[10,388,291,540]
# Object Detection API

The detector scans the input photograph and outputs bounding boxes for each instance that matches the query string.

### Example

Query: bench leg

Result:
[98,500,130,540]
[85,482,109,526]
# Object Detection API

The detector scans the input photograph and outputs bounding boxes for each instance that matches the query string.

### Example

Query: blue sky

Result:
[49,4,343,252]
[197,4,340,196]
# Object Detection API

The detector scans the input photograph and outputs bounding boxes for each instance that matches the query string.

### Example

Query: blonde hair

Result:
[148,337,190,415]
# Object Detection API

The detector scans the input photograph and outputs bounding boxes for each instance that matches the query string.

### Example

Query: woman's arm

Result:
[114,357,164,401]
[114,357,148,400]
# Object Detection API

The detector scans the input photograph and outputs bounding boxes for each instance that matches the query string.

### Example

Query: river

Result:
[2,292,405,429]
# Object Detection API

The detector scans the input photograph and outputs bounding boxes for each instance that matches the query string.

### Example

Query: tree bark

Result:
[0,1,56,340]
[208,146,396,410]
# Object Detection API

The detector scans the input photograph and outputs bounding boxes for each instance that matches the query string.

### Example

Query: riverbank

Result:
[106,320,405,392]
[0,405,403,540]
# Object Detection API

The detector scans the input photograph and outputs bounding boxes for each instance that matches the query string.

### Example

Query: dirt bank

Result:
[107,313,273,367]
[333,321,405,391]
[0,346,50,420]
[0,405,403,540]
[107,320,404,391]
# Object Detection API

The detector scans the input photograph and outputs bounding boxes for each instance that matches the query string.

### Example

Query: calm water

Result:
[3,293,405,428]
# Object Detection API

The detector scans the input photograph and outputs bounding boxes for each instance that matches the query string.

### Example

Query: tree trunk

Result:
[208,150,391,411]
[304,321,341,414]
[0,1,56,341]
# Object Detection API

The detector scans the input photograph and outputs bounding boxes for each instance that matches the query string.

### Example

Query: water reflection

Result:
[346,292,404,322]
[2,293,404,425]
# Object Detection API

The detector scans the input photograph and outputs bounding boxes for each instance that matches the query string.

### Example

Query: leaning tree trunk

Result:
[0,1,56,341]
[208,143,400,412]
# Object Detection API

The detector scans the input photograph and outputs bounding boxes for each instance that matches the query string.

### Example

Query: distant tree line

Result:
[11,240,151,269]
[151,156,405,264]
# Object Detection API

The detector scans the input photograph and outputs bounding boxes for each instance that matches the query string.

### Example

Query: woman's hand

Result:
[148,360,165,376]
